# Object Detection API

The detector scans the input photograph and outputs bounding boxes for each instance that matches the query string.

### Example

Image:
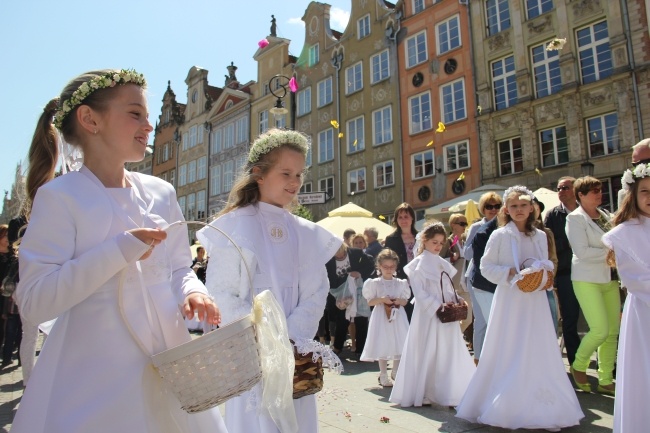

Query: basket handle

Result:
[118,219,255,358]
[439,270,461,305]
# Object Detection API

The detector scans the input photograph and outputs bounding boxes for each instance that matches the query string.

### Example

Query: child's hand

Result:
[128,228,167,261]
[382,297,395,305]
[349,271,361,278]
[183,293,221,325]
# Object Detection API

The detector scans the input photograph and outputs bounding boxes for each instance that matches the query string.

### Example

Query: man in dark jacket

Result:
[544,176,581,365]
[325,245,375,355]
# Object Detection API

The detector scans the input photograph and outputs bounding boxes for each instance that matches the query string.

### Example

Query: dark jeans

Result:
[557,273,581,365]
[326,293,349,351]
[2,313,22,364]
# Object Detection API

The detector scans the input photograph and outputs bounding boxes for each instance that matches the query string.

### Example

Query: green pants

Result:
[572,280,620,385]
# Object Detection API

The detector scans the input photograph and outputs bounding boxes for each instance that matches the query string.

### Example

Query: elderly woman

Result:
[566,176,619,396]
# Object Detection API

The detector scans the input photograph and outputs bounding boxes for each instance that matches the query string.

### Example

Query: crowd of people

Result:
[3,68,648,433]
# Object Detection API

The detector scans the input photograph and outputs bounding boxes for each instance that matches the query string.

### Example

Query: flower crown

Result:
[248,129,310,164]
[503,185,535,202]
[621,163,650,192]
[53,69,146,129]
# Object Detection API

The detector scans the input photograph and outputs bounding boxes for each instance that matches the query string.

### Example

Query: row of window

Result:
[209,116,249,153]
[409,78,466,135]
[208,156,247,197]
[178,190,206,220]
[491,22,612,110]
[498,112,619,176]
[406,14,461,68]
[178,156,207,187]
[156,142,174,164]
[181,125,205,151]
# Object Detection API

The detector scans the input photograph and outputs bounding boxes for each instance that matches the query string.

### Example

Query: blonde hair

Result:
[498,188,536,235]
[350,234,367,249]
[376,248,399,268]
[219,129,309,216]
[448,213,466,225]
[417,222,447,255]
[478,192,502,215]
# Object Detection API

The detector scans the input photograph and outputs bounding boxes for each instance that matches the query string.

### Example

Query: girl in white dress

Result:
[390,222,475,407]
[456,186,583,431]
[602,165,650,433]
[12,70,227,433]
[360,249,410,387]
[197,129,342,433]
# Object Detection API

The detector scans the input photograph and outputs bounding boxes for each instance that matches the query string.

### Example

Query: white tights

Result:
[378,359,400,377]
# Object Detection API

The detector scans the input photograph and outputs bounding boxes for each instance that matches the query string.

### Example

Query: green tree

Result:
[292,203,314,221]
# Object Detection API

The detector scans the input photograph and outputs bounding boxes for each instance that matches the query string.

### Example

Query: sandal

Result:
[378,374,393,387]
[570,367,592,393]
[597,384,615,396]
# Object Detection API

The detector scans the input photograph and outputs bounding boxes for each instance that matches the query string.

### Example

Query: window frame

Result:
[317,77,333,107]
[372,105,393,146]
[345,61,363,95]
[178,163,187,187]
[346,116,365,154]
[210,164,221,196]
[443,140,470,172]
[408,91,432,135]
[370,50,390,84]
[539,125,569,168]
[531,42,561,98]
[498,137,524,176]
[309,43,320,67]
[348,167,367,194]
[486,0,511,36]
[319,176,335,199]
[411,149,436,180]
[440,78,467,123]
[586,112,620,158]
[297,87,312,116]
[577,21,613,85]
[412,0,425,14]
[358,14,371,39]
[491,55,517,110]
[436,14,461,55]
[374,160,395,188]
[405,30,428,68]
[526,0,553,20]
[197,156,207,180]
[318,128,334,163]
[259,110,269,134]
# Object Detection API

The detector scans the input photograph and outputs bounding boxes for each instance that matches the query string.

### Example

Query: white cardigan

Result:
[565,206,612,284]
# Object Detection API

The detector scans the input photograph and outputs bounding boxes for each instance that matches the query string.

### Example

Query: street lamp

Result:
[268,74,295,129]
[580,160,595,177]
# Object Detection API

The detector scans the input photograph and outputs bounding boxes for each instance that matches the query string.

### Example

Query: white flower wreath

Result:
[503,185,535,202]
[53,69,146,129]
[621,163,650,192]
[248,129,310,164]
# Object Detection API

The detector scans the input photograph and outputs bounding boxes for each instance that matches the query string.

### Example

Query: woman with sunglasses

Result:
[566,176,619,396]
[440,213,473,340]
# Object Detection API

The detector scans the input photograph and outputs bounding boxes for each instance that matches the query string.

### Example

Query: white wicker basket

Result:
[119,220,262,414]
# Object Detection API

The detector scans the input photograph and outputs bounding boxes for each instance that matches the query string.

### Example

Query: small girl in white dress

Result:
[360,249,410,387]
[390,222,475,407]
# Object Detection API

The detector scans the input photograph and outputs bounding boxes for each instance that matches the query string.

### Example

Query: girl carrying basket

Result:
[390,222,474,407]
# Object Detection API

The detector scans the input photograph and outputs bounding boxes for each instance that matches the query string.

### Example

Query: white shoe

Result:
[379,374,393,387]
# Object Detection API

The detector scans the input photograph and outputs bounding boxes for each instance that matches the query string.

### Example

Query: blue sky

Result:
[0,0,351,200]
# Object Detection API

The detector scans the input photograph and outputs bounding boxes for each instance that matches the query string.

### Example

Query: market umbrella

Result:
[533,187,561,220]
[316,202,394,240]
[464,199,482,224]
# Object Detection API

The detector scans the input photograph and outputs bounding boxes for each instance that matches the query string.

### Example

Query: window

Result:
[162,143,169,162]
[259,110,269,134]
[178,164,187,186]
[196,190,206,219]
[409,92,432,134]
[412,150,435,179]
[486,0,511,36]
[198,126,204,144]
[348,168,366,194]
[211,129,222,154]
[189,125,197,148]
[437,15,461,54]
[358,14,371,39]
[532,43,561,98]
[345,62,363,94]
[371,50,390,84]
[170,169,175,187]
[306,143,312,167]
[178,196,186,217]
[309,43,320,66]
[413,0,425,14]
[374,160,394,188]
[441,79,466,123]
[318,129,334,162]
[182,132,189,151]
[526,0,553,19]
[210,165,221,196]
[236,117,248,144]
[224,123,235,149]
[300,182,313,193]
[187,193,196,219]
[498,137,523,175]
[406,31,427,68]
[540,126,569,167]
[223,160,234,192]
[188,160,197,184]
[373,106,393,145]
[319,177,334,198]
[587,113,619,157]
[317,77,332,107]
[235,155,247,177]
[492,56,517,110]
[577,21,613,84]
[444,141,470,172]
[347,116,365,153]
[197,156,207,180]
[297,87,311,116]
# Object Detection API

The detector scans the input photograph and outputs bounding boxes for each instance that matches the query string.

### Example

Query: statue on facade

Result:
[270,15,277,37]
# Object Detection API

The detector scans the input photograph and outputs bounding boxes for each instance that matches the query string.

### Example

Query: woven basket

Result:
[293,352,324,399]
[435,271,468,323]
[120,220,262,414]
[516,269,554,293]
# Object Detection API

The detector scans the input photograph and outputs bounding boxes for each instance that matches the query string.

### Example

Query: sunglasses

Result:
[456,222,468,227]
[557,186,571,192]
[632,158,650,167]
[483,204,501,211]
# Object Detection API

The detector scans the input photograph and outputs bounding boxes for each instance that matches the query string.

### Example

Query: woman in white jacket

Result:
[456,186,583,431]
[565,176,619,396]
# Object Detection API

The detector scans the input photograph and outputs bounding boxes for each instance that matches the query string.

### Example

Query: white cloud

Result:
[330,7,350,30]
[287,17,304,26]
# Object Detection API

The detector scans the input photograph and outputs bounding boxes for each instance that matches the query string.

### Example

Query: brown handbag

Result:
[293,350,324,399]
[435,271,468,323]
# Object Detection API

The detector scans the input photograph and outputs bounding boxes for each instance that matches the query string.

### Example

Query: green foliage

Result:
[292,203,313,221]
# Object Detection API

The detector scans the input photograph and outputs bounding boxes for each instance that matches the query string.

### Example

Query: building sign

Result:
[297,192,326,205]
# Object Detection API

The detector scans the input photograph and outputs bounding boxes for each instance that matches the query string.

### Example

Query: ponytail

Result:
[23,98,60,219]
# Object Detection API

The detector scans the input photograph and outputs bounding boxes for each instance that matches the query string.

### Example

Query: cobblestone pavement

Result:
[0,335,614,432]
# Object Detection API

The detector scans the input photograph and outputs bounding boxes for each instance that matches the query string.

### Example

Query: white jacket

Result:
[565,206,612,284]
